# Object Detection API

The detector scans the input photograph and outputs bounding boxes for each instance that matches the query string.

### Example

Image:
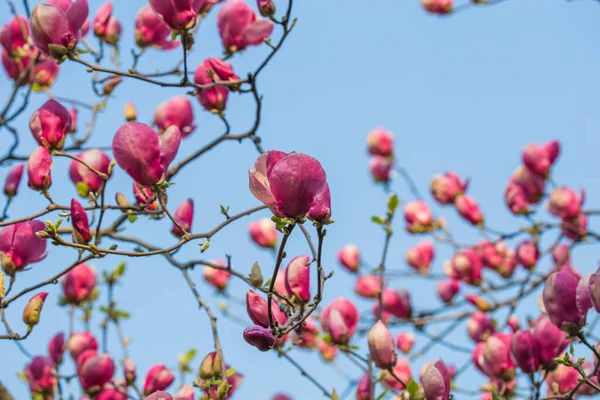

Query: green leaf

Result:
[407,379,419,397]
[371,216,385,225]
[113,263,126,279]
[115,310,131,319]
[200,241,210,253]
[55,219,62,229]
[226,367,236,377]
[375,389,388,400]
[387,193,399,213]
[220,205,230,216]
[569,342,574,355]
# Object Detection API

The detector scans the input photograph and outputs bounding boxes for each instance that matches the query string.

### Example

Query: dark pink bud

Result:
[71,198,92,244]
[436,280,460,304]
[516,240,539,270]
[27,146,53,191]
[62,262,96,303]
[375,289,412,320]
[143,364,174,395]
[0,17,29,56]
[445,248,482,285]
[171,199,193,237]
[396,332,415,354]
[548,187,584,219]
[368,320,397,369]
[154,96,196,137]
[421,0,452,14]
[0,220,47,274]
[30,99,71,150]
[93,2,112,38]
[454,194,484,226]
[522,140,560,177]
[356,374,371,400]
[284,255,311,303]
[430,172,468,205]
[481,333,515,380]
[421,360,451,400]
[249,151,329,219]
[257,0,275,16]
[354,275,382,298]
[245,289,287,328]
[48,332,65,364]
[112,122,181,187]
[249,218,278,249]
[203,259,230,290]
[217,0,273,53]
[30,0,89,57]
[406,240,435,274]
[25,356,56,396]
[243,325,275,352]
[590,267,600,312]
[149,0,202,31]
[103,16,121,45]
[69,149,111,196]
[367,127,394,157]
[4,164,24,198]
[78,353,115,394]
[510,330,539,373]
[194,57,238,112]
[321,298,359,345]
[382,359,412,391]
[134,6,179,50]
[68,331,98,362]
[404,200,434,233]
[337,244,360,272]
[543,270,586,333]
[560,213,587,241]
[369,155,393,183]
[532,317,568,365]
[467,311,495,342]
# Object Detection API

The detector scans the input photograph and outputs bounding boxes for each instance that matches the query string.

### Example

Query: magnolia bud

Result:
[368,320,397,369]
[22,292,48,326]
[103,76,122,95]
[124,102,137,121]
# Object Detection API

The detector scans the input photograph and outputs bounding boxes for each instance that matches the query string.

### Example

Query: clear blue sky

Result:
[1,0,600,399]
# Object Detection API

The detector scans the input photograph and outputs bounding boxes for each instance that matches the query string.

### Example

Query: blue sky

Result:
[1,0,600,399]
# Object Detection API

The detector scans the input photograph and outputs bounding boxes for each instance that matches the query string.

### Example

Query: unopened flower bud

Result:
[103,76,122,95]
[368,320,397,369]
[124,102,137,121]
[22,292,48,326]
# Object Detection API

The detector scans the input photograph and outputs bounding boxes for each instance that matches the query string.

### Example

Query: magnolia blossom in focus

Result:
[0,220,47,275]
[194,57,239,113]
[29,99,72,150]
[217,0,273,53]
[543,269,587,334]
[62,262,96,304]
[69,149,111,196]
[421,360,451,400]
[149,0,203,31]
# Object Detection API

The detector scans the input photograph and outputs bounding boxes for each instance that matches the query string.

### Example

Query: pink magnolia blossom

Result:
[369,155,393,183]
[368,320,397,369]
[321,298,359,345]
[154,96,196,137]
[171,198,194,237]
[547,187,584,219]
[0,17,29,56]
[481,332,516,380]
[479,241,518,278]
[68,331,98,362]
[421,360,451,400]
[249,218,278,249]
[243,325,275,351]
[406,240,435,274]
[396,332,415,354]
[203,259,231,290]
[143,364,175,395]
[62,262,96,304]
[367,127,394,157]
[217,0,274,53]
[437,279,460,303]
[510,330,539,373]
[48,332,65,364]
[374,289,412,321]
[176,385,195,400]
[561,213,587,241]
[445,248,482,285]
[69,149,111,196]
[71,198,92,244]
[404,200,434,233]
[112,122,181,187]
[69,107,77,133]
[4,164,24,198]
[543,269,587,333]
[149,0,203,31]
[245,289,287,328]
[257,0,275,16]
[516,240,539,270]
[29,99,72,150]
[135,6,179,50]
[430,172,468,205]
[382,358,412,391]
[123,358,136,384]
[22,292,48,326]
[522,140,560,177]
[249,151,331,221]
[284,255,311,303]
[0,220,47,274]
[194,57,238,112]
[354,275,383,298]
[532,317,568,366]
[77,352,115,394]
[337,244,360,272]
[356,374,371,400]
[30,0,89,57]
[545,358,579,395]
[454,195,484,226]
[467,311,495,342]
[25,356,57,397]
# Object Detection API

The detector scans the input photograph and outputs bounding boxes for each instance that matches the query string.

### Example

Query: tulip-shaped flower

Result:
[194,57,239,113]
[249,151,331,221]
[396,332,415,354]
[0,17,29,56]
[421,360,451,400]
[93,2,120,44]
[522,140,560,177]
[543,270,586,333]
[134,6,179,50]
[454,195,484,226]
[62,262,96,304]
[516,240,539,270]
[143,364,175,395]
[369,155,393,183]
[68,331,98,362]
[321,298,359,345]
[48,332,65,364]
[23,292,48,326]
[0,220,47,275]
[69,149,111,196]
[71,198,92,244]
[77,351,115,394]
[149,0,203,31]
[246,289,287,328]
[430,172,468,205]
[203,259,230,290]
[467,311,495,342]
[27,146,53,191]
[249,218,278,249]
[436,280,460,303]
[154,96,196,137]
[30,0,89,58]
[368,321,397,369]
[337,244,360,272]
[29,99,71,150]
[548,187,584,219]
[406,240,435,274]
[532,317,568,366]
[367,127,394,157]
[217,0,274,53]
[285,255,310,303]
[481,333,516,380]
[171,199,193,237]
[354,275,382,298]
[4,164,24,199]
[404,201,434,233]
[25,356,57,397]
[112,122,181,187]
[445,248,482,285]
[243,325,275,351]
[510,330,539,373]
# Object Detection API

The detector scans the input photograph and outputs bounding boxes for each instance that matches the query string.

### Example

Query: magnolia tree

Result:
[0,0,599,400]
